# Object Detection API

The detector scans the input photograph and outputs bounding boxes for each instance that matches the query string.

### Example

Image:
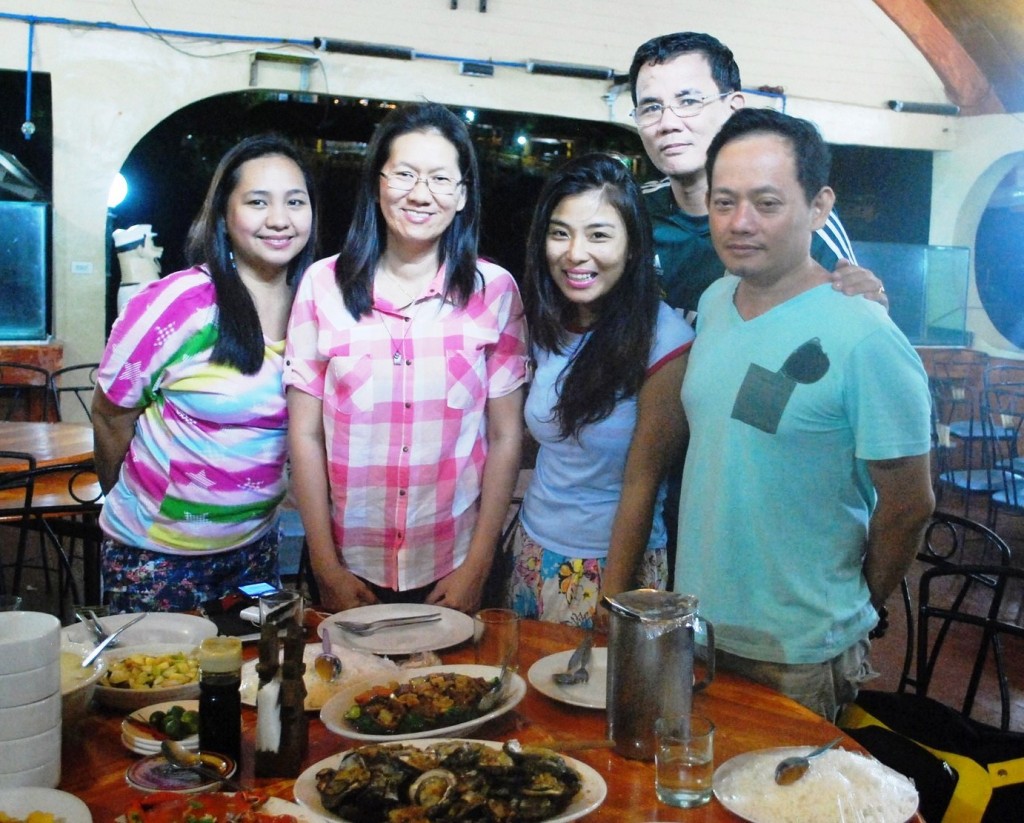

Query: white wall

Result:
[0,0,1007,364]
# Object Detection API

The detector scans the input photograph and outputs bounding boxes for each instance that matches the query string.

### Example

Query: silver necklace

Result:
[377,299,426,365]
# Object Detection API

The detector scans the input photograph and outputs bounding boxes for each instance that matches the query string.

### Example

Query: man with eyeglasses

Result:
[629,32,885,322]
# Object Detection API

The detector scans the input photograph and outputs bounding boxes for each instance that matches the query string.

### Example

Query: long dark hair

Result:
[523,153,660,440]
[185,134,318,374]
[335,102,482,319]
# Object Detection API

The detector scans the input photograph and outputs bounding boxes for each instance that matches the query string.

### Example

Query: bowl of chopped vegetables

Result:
[319,664,527,742]
[93,643,201,712]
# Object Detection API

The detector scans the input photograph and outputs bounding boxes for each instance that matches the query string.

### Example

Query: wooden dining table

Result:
[0,420,102,604]
[0,421,95,470]
[58,618,919,822]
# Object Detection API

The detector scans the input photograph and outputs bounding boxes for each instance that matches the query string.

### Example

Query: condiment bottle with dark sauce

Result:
[197,635,243,761]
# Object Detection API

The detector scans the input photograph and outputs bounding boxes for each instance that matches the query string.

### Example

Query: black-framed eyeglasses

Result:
[630,92,732,127]
[380,170,464,196]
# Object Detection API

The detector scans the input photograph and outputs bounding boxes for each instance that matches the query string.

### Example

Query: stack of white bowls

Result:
[0,611,62,788]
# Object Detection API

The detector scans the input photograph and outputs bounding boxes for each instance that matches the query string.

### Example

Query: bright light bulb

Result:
[107,173,128,208]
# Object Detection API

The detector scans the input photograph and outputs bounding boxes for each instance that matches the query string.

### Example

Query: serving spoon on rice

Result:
[774,737,843,785]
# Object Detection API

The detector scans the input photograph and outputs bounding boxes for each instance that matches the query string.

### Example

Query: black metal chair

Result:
[980,388,1024,530]
[916,563,1024,731]
[49,363,99,422]
[0,451,99,611]
[0,362,57,422]
[896,511,1013,697]
[930,377,999,516]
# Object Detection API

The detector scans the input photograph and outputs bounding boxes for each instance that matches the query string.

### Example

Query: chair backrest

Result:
[981,388,1024,510]
[897,511,1012,693]
[916,563,1024,731]
[0,362,56,422]
[0,450,37,596]
[983,363,1024,392]
[48,363,99,422]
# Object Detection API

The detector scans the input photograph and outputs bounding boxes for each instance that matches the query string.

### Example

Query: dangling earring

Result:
[228,248,238,273]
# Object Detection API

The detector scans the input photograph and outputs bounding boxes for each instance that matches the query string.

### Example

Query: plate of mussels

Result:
[292,738,607,823]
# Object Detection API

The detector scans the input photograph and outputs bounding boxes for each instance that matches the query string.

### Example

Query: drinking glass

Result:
[473,608,520,672]
[655,713,715,807]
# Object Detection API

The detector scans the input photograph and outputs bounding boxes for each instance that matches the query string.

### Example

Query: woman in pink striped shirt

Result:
[286,103,528,614]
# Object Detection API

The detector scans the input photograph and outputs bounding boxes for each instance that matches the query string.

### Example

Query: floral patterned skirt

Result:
[503,520,668,629]
[101,529,280,614]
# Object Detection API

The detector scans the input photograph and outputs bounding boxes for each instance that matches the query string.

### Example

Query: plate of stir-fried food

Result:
[293,739,607,823]
[120,792,321,823]
[319,665,526,742]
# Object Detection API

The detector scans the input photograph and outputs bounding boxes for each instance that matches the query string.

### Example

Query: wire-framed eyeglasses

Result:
[630,91,732,127]
[380,170,464,196]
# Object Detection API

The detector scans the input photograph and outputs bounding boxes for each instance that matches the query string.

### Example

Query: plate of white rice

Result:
[713,746,918,823]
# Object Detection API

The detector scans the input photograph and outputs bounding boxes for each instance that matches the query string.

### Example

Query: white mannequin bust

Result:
[112,224,163,315]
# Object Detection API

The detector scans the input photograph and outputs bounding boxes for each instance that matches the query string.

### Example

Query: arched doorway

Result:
[106,90,648,328]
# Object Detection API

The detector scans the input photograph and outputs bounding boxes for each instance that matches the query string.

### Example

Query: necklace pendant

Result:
[393,350,402,365]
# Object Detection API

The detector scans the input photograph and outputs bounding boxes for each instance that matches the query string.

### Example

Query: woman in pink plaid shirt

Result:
[285,103,528,613]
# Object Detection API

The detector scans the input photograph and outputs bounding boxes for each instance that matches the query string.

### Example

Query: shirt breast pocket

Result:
[325,353,375,415]
[445,347,486,411]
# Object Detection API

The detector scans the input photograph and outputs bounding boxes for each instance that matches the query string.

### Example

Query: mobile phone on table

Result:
[237,581,280,598]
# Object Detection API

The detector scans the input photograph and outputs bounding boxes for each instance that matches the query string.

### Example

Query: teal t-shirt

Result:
[676,278,931,664]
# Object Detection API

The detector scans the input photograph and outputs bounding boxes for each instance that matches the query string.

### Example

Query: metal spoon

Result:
[773,736,844,785]
[314,626,343,683]
[81,613,146,667]
[478,662,512,713]
[160,740,244,791]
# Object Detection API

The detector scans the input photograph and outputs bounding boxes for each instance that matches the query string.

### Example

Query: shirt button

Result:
[402,445,409,452]
[405,359,412,365]
[405,402,412,408]
[399,489,406,496]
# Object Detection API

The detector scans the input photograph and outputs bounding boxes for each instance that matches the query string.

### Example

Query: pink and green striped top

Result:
[97,267,288,554]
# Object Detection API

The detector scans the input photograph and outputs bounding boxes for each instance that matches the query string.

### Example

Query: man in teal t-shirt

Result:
[676,108,934,721]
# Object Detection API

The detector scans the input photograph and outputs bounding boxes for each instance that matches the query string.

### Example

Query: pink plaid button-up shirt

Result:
[284,256,528,590]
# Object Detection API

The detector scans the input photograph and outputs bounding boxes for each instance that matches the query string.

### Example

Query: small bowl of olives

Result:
[121,699,201,755]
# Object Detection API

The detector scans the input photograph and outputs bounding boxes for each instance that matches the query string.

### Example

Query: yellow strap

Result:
[990,756,1024,788]
[839,703,990,823]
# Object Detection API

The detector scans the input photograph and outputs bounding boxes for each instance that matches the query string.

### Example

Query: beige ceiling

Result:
[876,0,1024,114]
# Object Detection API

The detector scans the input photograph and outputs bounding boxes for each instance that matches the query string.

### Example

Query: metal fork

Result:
[552,631,593,686]
[334,612,442,635]
[76,609,120,649]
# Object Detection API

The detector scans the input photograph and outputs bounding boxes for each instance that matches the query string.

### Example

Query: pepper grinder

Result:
[254,593,307,777]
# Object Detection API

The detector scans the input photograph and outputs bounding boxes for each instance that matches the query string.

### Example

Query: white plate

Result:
[239,643,399,712]
[61,612,217,649]
[319,664,526,742]
[0,787,92,823]
[325,604,473,655]
[121,699,200,754]
[713,747,919,823]
[294,738,606,823]
[527,647,607,709]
